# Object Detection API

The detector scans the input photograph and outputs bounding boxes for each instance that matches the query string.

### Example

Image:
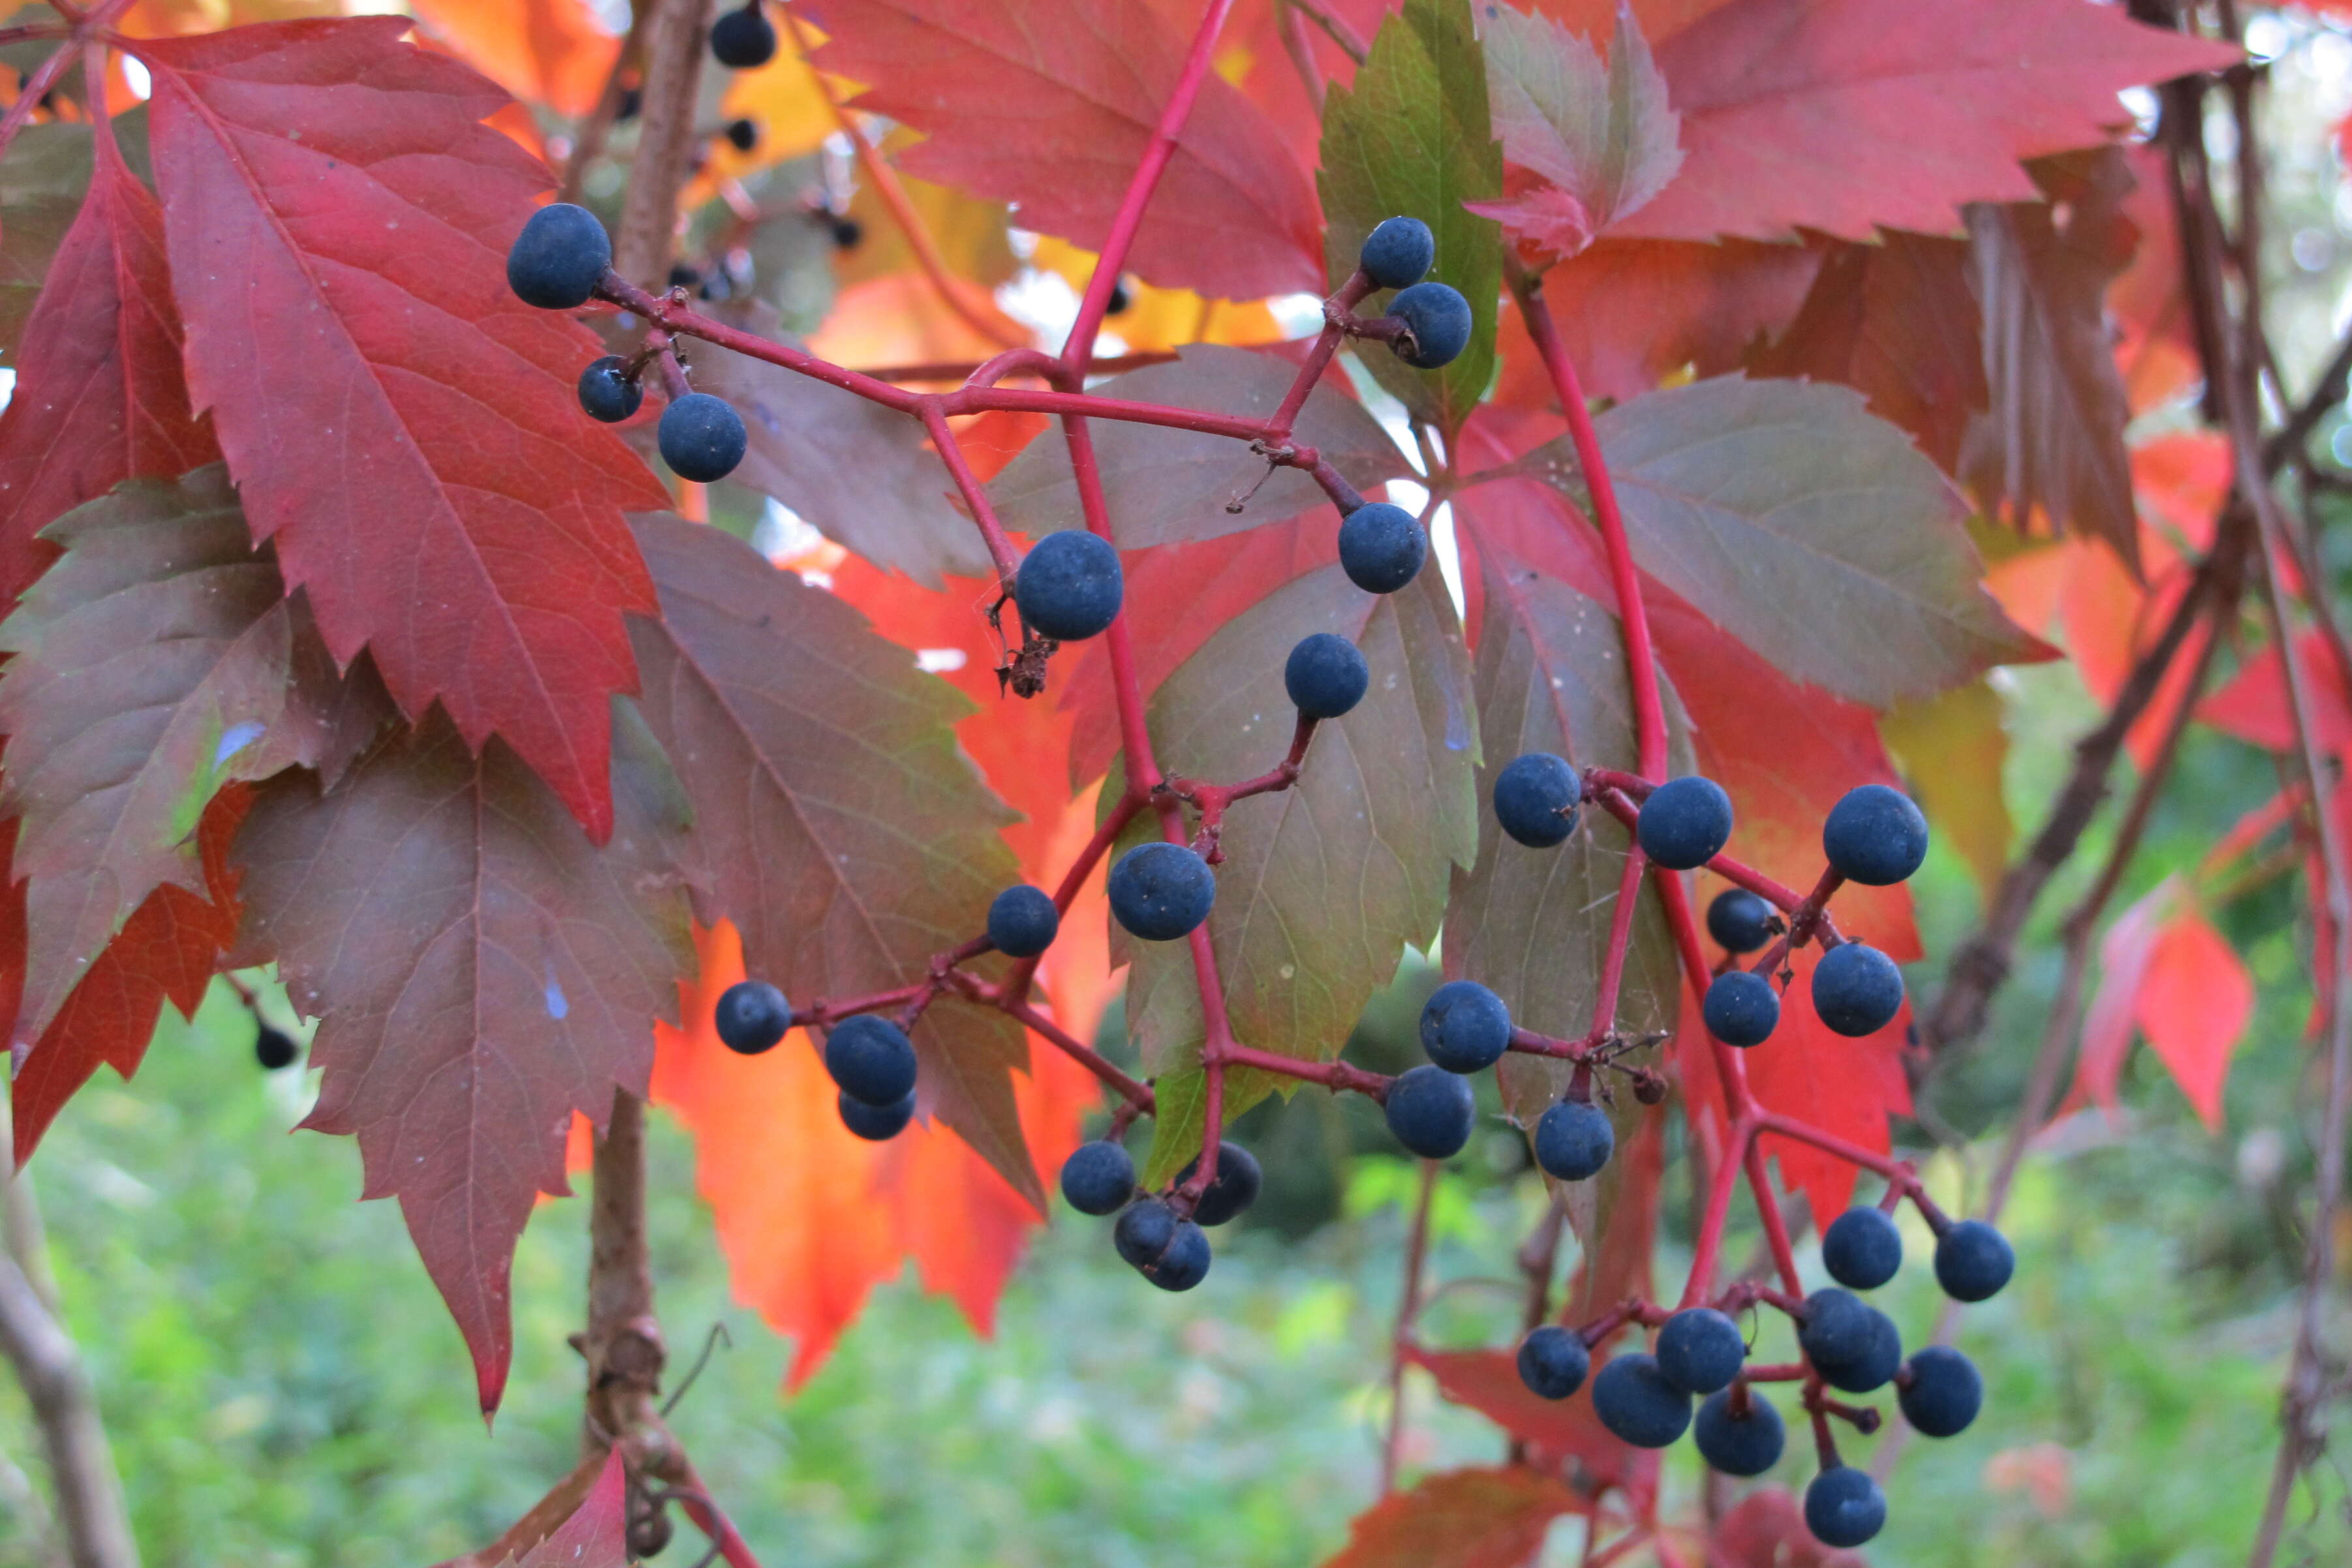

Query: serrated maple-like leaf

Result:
[0,121,214,608]
[0,467,386,1047]
[1,120,132,364]
[407,0,619,117]
[810,0,1323,301]
[1507,375,2047,707]
[1318,0,1504,437]
[625,515,1046,1206]
[230,713,690,1414]
[1443,525,1686,1234]
[2076,879,2250,1130]
[1320,1464,1586,1568]
[1470,2,1682,261]
[2200,630,2352,756]
[140,18,667,840]
[988,346,1409,550]
[1408,1344,1632,1483]
[1959,151,2144,571]
[685,301,995,586]
[1122,562,1479,1183]
[506,1449,628,1568]
[1746,229,1985,473]
[9,785,249,1161]
[1617,0,2238,244]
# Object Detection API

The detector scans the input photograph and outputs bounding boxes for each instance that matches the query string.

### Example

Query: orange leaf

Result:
[2073,882,2168,1118]
[406,0,619,117]
[2133,902,2252,1130]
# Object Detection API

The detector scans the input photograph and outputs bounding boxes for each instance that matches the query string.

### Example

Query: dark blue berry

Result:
[839,1087,914,1141]
[1059,1140,1135,1216]
[1494,752,1579,848]
[1812,942,1904,1037]
[1016,530,1124,641]
[1804,1466,1886,1549]
[658,392,748,482]
[830,216,863,249]
[506,202,611,310]
[1821,1205,1904,1291]
[1703,970,1778,1049]
[1816,1305,1901,1394]
[724,117,759,152]
[1384,1064,1476,1159]
[1106,841,1215,941]
[1934,1219,2014,1302]
[710,1,777,69]
[1694,1389,1784,1476]
[1534,1099,1613,1182]
[714,979,792,1054]
[1284,632,1370,719]
[1175,1143,1262,1226]
[1591,1353,1692,1448]
[1516,1325,1590,1400]
[1656,1308,1746,1396]
[1635,775,1733,870]
[1898,1345,1983,1437]
[1142,1218,1211,1291]
[1823,783,1929,886]
[1113,1197,1178,1268]
[1385,281,1473,369]
[1359,216,1435,290]
[987,884,1059,957]
[1797,1287,1872,1368]
[1418,980,1512,1073]
[1337,502,1427,594]
[255,1024,298,1071]
[577,356,643,423]
[824,1014,917,1106]
[1706,888,1775,953]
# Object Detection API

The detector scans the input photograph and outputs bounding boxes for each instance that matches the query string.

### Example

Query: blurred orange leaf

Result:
[1321,1465,1587,1568]
[406,0,619,117]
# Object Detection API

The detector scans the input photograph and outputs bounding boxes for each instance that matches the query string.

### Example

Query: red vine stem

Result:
[1060,0,1238,369]
[0,0,132,166]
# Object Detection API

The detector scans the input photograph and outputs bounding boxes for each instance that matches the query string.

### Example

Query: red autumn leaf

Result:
[1490,241,1822,412]
[2075,882,2171,1118]
[812,0,1325,301]
[1407,1345,1626,1477]
[139,18,667,840]
[650,920,1092,1389]
[510,1449,628,1568]
[0,467,386,1046]
[2134,902,2251,1130]
[1320,1464,1587,1568]
[0,122,215,607]
[406,0,621,118]
[10,784,250,1161]
[230,713,691,1415]
[1958,151,2144,572]
[2199,629,2352,756]
[1711,1486,1871,1568]
[625,515,1045,1206]
[1746,229,1985,473]
[1618,0,2237,244]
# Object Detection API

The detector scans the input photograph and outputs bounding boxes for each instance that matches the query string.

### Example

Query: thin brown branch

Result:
[558,3,653,207]
[1284,0,1369,65]
[612,0,715,286]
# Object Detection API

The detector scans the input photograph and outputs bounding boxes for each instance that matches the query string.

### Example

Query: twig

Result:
[558,1,653,207]
[611,0,713,286]
[1380,1161,1439,1494]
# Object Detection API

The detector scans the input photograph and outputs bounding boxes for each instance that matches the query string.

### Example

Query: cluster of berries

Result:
[706,885,1063,1141]
[1513,1204,2010,1548]
[506,204,752,485]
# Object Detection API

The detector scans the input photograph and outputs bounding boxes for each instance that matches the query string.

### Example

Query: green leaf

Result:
[685,301,995,586]
[1124,562,1479,1184]
[987,345,1410,548]
[1318,0,1504,436]
[624,514,1044,1206]
[0,465,388,1045]
[1470,2,1682,258]
[1498,375,2043,707]
[1443,544,1687,1230]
